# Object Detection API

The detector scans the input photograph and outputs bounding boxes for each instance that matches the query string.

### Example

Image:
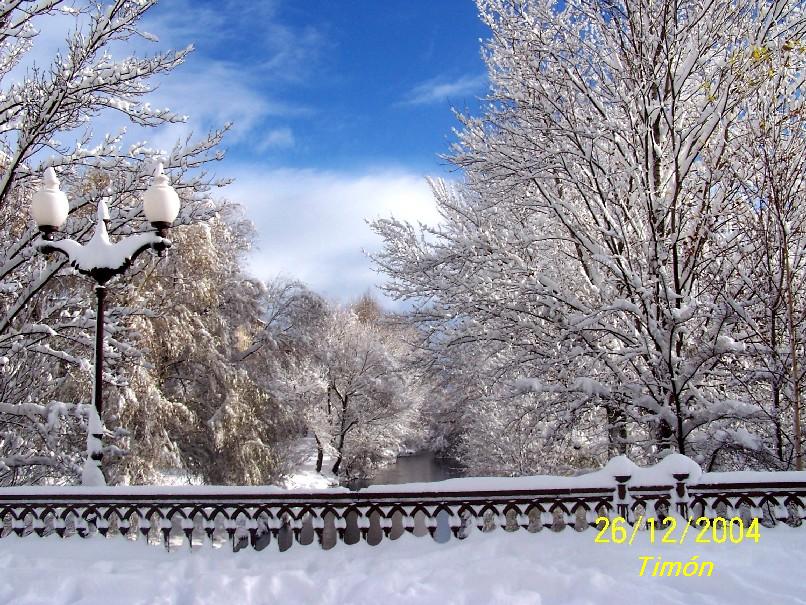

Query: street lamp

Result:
[30,163,181,486]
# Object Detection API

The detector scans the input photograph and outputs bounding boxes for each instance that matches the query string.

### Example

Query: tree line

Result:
[2,0,804,486]
[0,1,424,486]
[373,0,806,474]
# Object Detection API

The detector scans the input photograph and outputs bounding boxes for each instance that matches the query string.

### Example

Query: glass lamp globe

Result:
[31,167,69,237]
[143,163,180,233]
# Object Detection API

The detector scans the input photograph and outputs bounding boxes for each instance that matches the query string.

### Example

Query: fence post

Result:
[672,473,690,519]
[614,475,631,521]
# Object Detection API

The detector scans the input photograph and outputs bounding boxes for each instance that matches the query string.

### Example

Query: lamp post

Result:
[30,164,181,486]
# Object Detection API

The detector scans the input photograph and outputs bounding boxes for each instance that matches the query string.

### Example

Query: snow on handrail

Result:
[1,455,804,551]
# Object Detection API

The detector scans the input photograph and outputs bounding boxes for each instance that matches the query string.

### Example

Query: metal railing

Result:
[2,469,804,551]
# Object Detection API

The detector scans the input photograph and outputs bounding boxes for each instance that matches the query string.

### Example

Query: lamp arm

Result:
[35,238,79,261]
[35,232,172,285]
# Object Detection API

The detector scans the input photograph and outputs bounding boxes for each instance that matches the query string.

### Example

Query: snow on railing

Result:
[1,455,804,551]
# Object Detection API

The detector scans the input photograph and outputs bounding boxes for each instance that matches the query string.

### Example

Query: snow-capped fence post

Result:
[672,473,690,519]
[613,474,632,522]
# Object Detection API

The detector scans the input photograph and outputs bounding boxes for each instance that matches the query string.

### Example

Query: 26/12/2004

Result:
[594,516,761,545]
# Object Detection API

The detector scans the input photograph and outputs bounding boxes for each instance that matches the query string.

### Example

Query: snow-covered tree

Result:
[105,209,266,484]
[374,0,805,472]
[200,278,329,485]
[275,298,424,479]
[726,40,806,470]
[0,0,231,485]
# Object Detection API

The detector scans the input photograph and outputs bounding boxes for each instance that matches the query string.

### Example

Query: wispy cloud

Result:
[142,61,313,155]
[136,1,322,152]
[15,2,323,159]
[142,0,324,84]
[256,127,296,151]
[401,74,487,106]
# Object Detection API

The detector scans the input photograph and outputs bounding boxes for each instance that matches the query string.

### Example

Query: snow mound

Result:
[1,527,804,604]
[601,454,640,477]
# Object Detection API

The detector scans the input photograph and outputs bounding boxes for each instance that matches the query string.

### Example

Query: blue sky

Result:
[151,1,489,172]
[130,1,491,303]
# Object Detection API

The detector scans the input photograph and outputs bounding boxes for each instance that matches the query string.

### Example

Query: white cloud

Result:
[136,2,321,153]
[223,167,442,304]
[402,74,487,106]
[142,62,311,151]
[140,0,324,84]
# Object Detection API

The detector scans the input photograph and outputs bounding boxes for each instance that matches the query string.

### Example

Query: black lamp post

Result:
[30,164,180,485]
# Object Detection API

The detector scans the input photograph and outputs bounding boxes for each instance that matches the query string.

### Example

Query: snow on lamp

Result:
[28,161,182,488]
[143,162,180,236]
[31,167,69,239]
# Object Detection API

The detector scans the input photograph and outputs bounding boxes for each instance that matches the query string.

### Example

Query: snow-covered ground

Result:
[1,525,804,604]
[282,436,337,490]
[281,436,418,490]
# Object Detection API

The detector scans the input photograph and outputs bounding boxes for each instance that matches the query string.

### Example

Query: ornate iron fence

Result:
[1,470,804,551]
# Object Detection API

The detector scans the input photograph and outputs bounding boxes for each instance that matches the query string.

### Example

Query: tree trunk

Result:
[783,239,802,470]
[770,305,785,462]
[314,434,324,473]
[606,403,628,456]
[656,415,675,459]
[331,427,347,475]
[331,453,342,476]
[331,392,349,476]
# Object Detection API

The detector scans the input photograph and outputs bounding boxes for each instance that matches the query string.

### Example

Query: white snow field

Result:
[1,523,804,605]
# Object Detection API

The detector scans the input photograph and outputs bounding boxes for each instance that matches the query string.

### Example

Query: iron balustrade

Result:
[1,473,804,551]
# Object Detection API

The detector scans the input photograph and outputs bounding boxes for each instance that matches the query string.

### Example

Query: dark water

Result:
[348,452,464,490]
[331,453,464,545]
